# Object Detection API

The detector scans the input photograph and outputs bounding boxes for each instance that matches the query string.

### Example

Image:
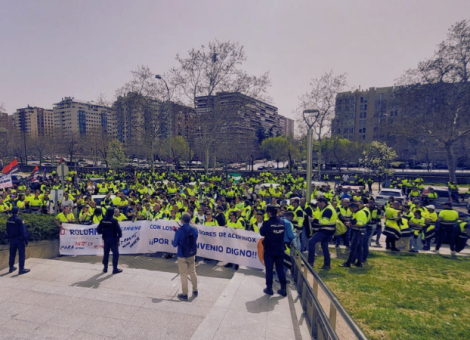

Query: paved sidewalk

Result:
[0,258,310,340]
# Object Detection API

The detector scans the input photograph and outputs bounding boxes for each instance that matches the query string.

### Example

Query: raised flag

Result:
[2,159,19,175]
[32,165,39,174]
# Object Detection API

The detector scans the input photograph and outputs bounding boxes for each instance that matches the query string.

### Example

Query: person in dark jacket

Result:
[260,205,287,297]
[215,205,226,226]
[97,208,123,274]
[172,213,199,301]
[7,207,30,274]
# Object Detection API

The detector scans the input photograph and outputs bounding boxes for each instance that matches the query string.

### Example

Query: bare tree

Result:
[295,70,348,177]
[395,20,470,182]
[60,131,82,165]
[170,40,271,170]
[95,93,111,107]
[31,136,48,165]
[115,66,171,171]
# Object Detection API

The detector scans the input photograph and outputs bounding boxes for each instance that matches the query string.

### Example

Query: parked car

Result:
[374,189,406,206]
[422,187,451,209]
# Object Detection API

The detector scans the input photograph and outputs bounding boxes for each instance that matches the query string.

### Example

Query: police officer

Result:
[260,205,288,297]
[6,207,30,274]
[97,208,123,274]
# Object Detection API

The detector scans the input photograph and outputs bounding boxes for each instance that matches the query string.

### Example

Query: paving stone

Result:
[78,315,126,338]
[0,301,32,318]
[14,305,59,324]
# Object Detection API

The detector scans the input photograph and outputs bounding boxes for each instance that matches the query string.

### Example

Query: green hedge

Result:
[0,214,59,245]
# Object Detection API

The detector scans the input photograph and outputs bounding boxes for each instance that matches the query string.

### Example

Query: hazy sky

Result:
[1,0,469,123]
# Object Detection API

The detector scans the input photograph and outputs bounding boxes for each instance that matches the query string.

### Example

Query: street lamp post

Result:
[155,75,171,174]
[303,109,319,202]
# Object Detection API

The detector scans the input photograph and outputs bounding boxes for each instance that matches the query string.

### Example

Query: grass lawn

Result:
[317,251,470,340]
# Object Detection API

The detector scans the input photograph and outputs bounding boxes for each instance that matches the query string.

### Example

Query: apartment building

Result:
[279,115,295,138]
[53,97,116,137]
[14,106,54,137]
[331,87,397,143]
[194,92,291,139]
[113,92,194,145]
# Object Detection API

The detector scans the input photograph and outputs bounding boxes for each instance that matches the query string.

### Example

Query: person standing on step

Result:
[97,208,123,274]
[260,205,288,297]
[172,213,199,301]
[6,207,30,275]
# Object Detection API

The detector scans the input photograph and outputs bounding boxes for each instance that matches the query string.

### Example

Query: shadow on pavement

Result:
[246,295,283,313]
[71,272,113,289]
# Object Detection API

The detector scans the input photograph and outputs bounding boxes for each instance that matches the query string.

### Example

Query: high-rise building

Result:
[113,93,162,145]
[194,92,292,138]
[0,112,13,130]
[53,97,116,137]
[279,116,295,138]
[14,106,54,137]
[331,87,396,143]
[113,92,194,145]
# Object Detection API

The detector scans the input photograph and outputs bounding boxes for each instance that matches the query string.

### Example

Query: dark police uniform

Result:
[260,215,287,295]
[97,215,122,273]
[7,212,29,274]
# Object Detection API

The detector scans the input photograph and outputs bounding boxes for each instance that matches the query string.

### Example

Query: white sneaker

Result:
[451,251,456,256]
[432,249,439,254]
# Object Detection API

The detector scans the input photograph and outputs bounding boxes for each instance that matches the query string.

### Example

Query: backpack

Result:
[181,226,197,257]
[335,220,347,236]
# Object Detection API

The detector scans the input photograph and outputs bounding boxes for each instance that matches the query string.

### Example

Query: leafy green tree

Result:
[261,136,299,168]
[362,141,399,188]
[160,136,192,168]
[106,139,127,170]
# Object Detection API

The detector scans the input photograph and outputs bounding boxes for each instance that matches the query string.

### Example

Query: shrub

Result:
[0,214,59,245]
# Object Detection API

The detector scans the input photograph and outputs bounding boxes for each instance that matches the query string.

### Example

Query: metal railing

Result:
[290,246,368,340]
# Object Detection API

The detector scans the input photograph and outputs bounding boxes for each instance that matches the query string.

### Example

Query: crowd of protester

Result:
[1,169,468,269]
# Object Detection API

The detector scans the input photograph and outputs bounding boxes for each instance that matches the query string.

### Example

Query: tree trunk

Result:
[318,136,322,178]
[444,141,457,182]
[288,151,292,173]
[204,147,209,172]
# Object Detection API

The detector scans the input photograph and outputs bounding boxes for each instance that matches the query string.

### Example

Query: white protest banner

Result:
[149,220,264,269]
[60,220,264,269]
[59,221,148,255]
[0,175,12,189]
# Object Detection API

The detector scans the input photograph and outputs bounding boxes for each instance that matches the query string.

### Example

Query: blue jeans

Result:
[308,230,334,267]
[361,225,374,262]
[292,231,301,250]
[411,234,419,250]
[347,229,364,264]
[335,227,351,247]
[300,227,309,252]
